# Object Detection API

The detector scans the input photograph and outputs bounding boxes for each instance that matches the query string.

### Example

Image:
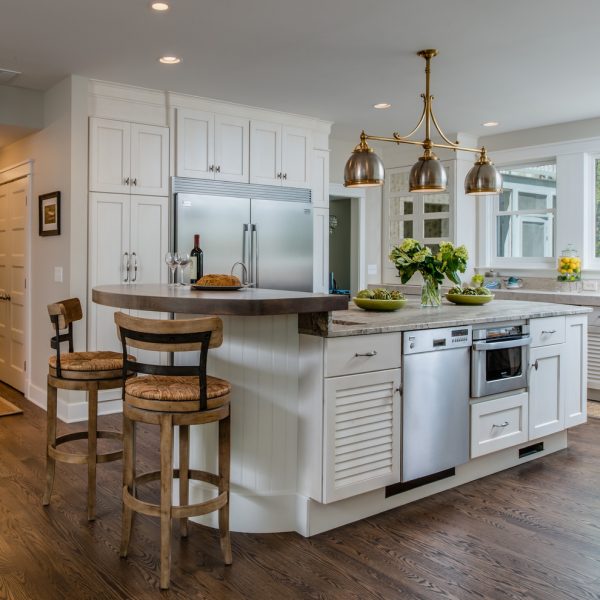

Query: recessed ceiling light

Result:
[373,103,392,109]
[159,56,181,64]
[482,121,499,127]
[151,2,170,11]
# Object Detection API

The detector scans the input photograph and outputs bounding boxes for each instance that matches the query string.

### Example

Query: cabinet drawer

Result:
[530,316,565,347]
[325,333,401,377]
[470,392,528,458]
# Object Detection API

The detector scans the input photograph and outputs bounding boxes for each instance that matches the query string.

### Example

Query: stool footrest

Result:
[123,468,226,519]
[48,430,123,465]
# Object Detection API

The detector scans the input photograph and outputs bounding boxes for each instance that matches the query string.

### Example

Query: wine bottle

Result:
[190,234,204,283]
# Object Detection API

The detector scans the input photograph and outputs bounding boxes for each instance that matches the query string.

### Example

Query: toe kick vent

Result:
[519,441,544,458]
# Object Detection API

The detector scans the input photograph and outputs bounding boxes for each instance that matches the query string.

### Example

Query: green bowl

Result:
[353,297,407,311]
[446,293,494,306]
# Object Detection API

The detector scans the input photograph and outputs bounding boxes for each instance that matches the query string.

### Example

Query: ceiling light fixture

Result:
[373,103,391,109]
[159,56,181,64]
[482,121,499,127]
[344,49,502,195]
[151,2,170,11]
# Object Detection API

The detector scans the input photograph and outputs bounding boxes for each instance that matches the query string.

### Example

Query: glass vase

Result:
[421,275,441,308]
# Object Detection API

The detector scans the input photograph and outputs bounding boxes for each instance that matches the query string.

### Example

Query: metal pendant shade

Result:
[343,137,385,188]
[464,152,503,195]
[409,153,447,193]
[345,49,502,197]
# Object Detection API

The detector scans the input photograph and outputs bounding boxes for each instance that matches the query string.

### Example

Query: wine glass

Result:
[164,252,178,287]
[176,252,191,286]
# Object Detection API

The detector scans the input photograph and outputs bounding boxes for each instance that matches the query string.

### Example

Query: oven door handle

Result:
[472,335,532,351]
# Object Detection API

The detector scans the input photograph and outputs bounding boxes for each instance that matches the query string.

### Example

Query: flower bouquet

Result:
[389,239,468,307]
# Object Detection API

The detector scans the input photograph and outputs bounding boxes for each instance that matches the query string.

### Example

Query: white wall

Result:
[0,76,88,411]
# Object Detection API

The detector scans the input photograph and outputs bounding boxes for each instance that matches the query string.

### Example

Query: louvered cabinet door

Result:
[588,328,600,396]
[323,369,401,503]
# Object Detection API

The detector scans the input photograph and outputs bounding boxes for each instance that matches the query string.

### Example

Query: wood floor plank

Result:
[0,382,599,599]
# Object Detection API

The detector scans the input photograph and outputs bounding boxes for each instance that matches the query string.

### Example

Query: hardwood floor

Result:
[0,382,599,600]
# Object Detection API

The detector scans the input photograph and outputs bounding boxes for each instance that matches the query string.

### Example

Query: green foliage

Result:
[389,238,469,285]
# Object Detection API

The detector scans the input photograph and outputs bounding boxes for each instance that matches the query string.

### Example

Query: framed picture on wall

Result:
[39,191,61,236]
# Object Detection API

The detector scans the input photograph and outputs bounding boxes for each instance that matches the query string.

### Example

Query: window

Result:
[595,159,600,258]
[495,163,556,260]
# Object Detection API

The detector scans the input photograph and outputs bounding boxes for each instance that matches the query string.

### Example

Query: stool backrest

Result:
[114,312,223,411]
[47,298,83,377]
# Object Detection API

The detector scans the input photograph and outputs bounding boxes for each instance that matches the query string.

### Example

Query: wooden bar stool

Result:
[44,298,133,521]
[115,312,232,590]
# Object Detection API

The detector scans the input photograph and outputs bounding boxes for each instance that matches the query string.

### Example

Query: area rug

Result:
[0,396,23,417]
[588,401,600,419]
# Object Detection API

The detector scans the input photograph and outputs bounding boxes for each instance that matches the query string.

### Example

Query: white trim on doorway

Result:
[329,183,366,293]
[0,160,32,398]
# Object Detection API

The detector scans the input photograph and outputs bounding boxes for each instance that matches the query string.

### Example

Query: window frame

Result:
[490,161,557,270]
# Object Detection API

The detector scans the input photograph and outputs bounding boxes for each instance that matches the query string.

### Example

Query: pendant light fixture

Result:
[344,49,502,195]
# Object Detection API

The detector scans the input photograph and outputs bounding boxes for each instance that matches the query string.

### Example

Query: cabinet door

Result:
[311,149,329,208]
[282,126,311,188]
[250,120,281,185]
[88,192,130,353]
[214,114,249,183]
[89,118,131,193]
[176,109,215,179]
[323,369,401,503]
[130,124,169,196]
[564,314,588,427]
[529,344,566,439]
[312,207,329,293]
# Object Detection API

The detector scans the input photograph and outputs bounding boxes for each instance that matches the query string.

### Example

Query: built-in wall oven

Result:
[471,322,531,398]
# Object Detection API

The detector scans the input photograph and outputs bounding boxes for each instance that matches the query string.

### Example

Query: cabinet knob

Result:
[215,165,221,173]
[277,172,282,179]
[124,177,130,185]
[282,173,287,180]
[132,178,137,186]
[209,165,215,172]
[532,359,539,371]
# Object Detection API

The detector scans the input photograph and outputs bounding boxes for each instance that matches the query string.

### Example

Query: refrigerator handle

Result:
[242,223,250,282]
[251,223,258,288]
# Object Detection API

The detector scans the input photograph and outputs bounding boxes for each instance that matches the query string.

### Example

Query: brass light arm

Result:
[362,132,485,156]
[391,101,427,142]
[429,107,460,147]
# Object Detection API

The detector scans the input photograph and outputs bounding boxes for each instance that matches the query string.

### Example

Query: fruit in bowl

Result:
[446,285,494,305]
[353,288,407,311]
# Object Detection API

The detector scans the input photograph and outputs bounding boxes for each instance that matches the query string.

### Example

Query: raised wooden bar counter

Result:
[92,284,348,316]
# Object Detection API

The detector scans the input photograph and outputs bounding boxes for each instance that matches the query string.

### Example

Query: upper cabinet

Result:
[175,109,249,183]
[250,121,311,188]
[89,118,169,196]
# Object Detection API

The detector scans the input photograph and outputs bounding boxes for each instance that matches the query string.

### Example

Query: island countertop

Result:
[92,284,348,316]
[309,298,592,337]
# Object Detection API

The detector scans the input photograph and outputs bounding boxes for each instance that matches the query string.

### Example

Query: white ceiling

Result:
[2,0,600,140]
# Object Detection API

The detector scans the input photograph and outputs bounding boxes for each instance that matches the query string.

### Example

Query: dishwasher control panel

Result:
[403,326,472,355]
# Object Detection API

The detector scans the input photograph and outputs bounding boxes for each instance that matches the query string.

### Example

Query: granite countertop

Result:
[319,299,591,338]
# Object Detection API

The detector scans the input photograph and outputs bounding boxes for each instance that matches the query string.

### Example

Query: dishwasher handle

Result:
[473,335,531,351]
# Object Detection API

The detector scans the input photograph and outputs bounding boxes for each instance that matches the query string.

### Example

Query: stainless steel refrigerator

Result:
[174,193,313,292]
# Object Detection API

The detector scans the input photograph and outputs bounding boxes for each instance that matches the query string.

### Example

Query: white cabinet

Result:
[323,368,401,503]
[313,207,329,293]
[564,314,587,427]
[471,392,528,458]
[89,192,168,352]
[90,118,169,196]
[529,343,566,440]
[175,109,249,183]
[312,149,330,209]
[250,121,311,188]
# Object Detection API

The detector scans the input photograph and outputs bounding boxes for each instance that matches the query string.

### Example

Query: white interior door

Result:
[0,178,27,392]
[130,123,169,196]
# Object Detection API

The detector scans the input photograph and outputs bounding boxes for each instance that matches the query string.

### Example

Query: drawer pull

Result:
[541,329,556,334]
[492,421,509,429]
[355,350,377,357]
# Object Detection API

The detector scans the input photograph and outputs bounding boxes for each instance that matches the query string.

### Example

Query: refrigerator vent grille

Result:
[172,177,311,203]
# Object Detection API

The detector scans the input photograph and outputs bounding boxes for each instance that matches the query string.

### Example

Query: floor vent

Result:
[385,468,455,498]
[519,441,544,458]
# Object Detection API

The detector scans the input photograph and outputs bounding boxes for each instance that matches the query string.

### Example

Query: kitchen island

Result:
[93,286,590,536]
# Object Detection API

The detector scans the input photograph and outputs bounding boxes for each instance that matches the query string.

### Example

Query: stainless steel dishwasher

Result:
[402,326,472,482]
